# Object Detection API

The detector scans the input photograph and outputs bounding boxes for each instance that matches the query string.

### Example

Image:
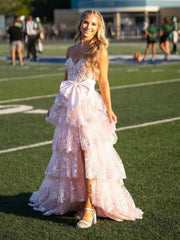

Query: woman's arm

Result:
[64,47,71,80]
[98,48,117,123]
[145,29,151,37]
[47,47,71,117]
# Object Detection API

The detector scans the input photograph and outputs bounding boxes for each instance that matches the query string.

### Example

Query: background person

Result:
[171,16,179,54]
[7,19,23,66]
[159,17,172,60]
[36,17,44,53]
[143,20,159,61]
[106,21,115,38]
[25,16,37,61]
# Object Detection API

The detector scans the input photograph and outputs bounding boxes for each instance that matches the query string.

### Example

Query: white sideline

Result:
[0,117,179,154]
[0,73,64,82]
[0,78,179,104]
[0,141,52,154]
[110,78,180,90]
[116,117,180,131]
[0,94,57,104]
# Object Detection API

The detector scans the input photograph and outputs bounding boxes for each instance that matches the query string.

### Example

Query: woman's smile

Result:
[80,14,99,40]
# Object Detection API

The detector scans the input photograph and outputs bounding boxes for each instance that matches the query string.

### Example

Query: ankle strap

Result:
[85,207,95,212]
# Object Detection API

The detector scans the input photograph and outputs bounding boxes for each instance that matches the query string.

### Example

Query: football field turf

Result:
[0,43,179,240]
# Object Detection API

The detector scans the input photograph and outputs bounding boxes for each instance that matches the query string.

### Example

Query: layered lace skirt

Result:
[29,81,143,221]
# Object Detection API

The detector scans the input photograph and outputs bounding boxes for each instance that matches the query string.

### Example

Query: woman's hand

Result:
[107,109,117,123]
[46,110,50,117]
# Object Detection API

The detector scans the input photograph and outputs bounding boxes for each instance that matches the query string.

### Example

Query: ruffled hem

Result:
[29,142,143,221]
[29,176,85,216]
[28,175,143,221]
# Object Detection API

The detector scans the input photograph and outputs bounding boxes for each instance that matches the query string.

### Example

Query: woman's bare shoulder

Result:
[66,44,79,59]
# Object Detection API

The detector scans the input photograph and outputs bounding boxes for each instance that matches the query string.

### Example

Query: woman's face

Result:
[80,14,99,40]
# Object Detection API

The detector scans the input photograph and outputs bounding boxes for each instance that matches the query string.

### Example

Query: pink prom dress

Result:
[28,57,143,221]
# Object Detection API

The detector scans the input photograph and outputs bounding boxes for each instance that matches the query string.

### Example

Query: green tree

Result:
[0,0,70,22]
[0,0,32,16]
[15,0,32,16]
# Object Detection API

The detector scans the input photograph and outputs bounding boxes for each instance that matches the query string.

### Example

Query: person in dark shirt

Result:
[8,20,23,66]
[143,20,159,61]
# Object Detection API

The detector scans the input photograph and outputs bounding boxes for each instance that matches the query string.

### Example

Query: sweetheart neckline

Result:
[66,57,85,66]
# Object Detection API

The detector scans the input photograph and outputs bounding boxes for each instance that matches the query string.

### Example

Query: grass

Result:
[0,123,179,240]
[1,41,180,57]
[0,43,180,239]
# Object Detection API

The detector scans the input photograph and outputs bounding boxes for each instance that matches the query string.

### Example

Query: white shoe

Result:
[76,208,97,228]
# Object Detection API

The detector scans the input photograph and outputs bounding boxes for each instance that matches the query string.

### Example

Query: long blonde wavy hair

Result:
[74,9,109,77]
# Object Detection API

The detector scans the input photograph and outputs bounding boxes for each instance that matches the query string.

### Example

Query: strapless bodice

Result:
[65,58,95,82]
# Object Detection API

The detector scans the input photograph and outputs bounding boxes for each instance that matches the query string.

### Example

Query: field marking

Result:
[116,117,180,131]
[24,109,47,114]
[110,78,180,90]
[0,78,179,104]
[126,69,139,72]
[0,116,179,154]
[0,72,64,82]
[0,94,57,104]
[0,141,52,154]
[0,104,33,115]
[151,69,163,73]
[0,104,47,115]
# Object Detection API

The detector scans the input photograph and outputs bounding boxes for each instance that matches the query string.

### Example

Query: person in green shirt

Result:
[171,16,179,54]
[159,17,172,60]
[36,17,44,53]
[143,20,159,61]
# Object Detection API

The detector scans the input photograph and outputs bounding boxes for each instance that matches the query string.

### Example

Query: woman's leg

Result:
[37,38,43,53]
[144,43,151,60]
[77,150,95,226]
[160,42,168,54]
[164,41,170,55]
[152,43,156,60]
[17,49,23,64]
[11,49,16,64]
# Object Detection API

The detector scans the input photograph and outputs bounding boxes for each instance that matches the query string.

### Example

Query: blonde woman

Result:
[28,9,143,228]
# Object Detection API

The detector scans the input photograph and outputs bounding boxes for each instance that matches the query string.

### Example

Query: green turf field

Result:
[1,41,179,56]
[0,43,180,240]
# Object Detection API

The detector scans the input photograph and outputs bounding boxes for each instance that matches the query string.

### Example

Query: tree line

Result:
[0,0,70,22]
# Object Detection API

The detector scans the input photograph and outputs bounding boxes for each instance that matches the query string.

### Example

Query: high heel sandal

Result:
[76,208,97,228]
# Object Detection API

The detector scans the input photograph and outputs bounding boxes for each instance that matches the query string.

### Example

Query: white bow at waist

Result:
[60,79,96,113]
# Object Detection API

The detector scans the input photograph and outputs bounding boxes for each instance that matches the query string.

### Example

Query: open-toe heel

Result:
[76,208,97,229]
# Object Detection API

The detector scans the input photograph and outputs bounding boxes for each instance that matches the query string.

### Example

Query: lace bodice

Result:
[65,58,95,82]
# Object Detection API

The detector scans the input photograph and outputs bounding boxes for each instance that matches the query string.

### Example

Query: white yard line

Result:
[116,117,180,131]
[0,117,179,154]
[0,78,179,104]
[0,72,63,82]
[0,141,52,154]
[0,94,57,104]
[110,78,180,90]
